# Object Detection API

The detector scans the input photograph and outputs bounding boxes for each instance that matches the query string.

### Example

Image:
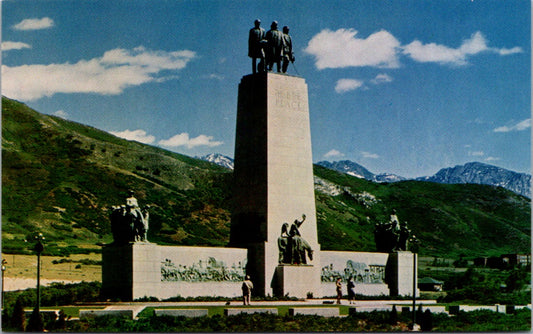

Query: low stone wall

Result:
[288,307,339,317]
[278,249,416,297]
[155,309,209,317]
[321,282,389,297]
[79,309,134,320]
[224,308,278,316]
[103,244,417,299]
[103,243,248,300]
[449,304,531,315]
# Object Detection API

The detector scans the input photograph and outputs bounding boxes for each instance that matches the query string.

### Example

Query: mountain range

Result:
[199,157,531,198]
[417,162,531,198]
[2,96,530,258]
[316,160,531,198]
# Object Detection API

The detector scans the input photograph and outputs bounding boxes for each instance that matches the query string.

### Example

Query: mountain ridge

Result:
[314,160,530,198]
[416,162,531,198]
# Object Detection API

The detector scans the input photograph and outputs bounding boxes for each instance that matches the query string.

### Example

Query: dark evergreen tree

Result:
[11,297,26,331]
[420,309,433,331]
[389,305,398,325]
[416,305,424,323]
[26,307,43,332]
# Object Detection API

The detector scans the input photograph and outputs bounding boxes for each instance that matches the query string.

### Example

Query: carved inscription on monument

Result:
[274,89,305,111]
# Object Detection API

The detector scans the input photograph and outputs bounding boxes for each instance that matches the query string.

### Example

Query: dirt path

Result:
[3,277,85,291]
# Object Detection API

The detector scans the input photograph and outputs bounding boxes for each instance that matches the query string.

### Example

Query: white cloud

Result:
[468,151,485,157]
[159,133,223,149]
[207,74,224,80]
[1,46,196,101]
[2,41,31,51]
[305,29,521,69]
[324,149,344,158]
[370,73,393,85]
[497,47,523,56]
[53,110,68,118]
[335,79,364,93]
[361,151,380,159]
[13,17,54,31]
[493,119,531,132]
[110,129,156,144]
[403,31,522,66]
[485,156,501,162]
[304,29,401,69]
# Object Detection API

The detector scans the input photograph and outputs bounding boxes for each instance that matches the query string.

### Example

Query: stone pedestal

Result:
[230,73,320,297]
[385,251,419,297]
[273,265,321,299]
[101,242,160,301]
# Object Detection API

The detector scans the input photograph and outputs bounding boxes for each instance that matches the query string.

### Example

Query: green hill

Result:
[2,96,530,258]
[2,96,232,255]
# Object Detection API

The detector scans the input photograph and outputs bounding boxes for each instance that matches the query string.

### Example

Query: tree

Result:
[420,309,433,331]
[388,305,398,325]
[505,268,528,292]
[26,307,43,332]
[11,297,26,331]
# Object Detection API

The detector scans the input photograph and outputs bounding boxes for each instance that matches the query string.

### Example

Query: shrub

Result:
[420,309,433,331]
[26,307,44,332]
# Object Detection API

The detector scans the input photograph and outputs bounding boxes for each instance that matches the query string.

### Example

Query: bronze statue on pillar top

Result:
[109,190,150,245]
[248,19,266,74]
[248,19,296,75]
[265,21,283,73]
[374,209,411,253]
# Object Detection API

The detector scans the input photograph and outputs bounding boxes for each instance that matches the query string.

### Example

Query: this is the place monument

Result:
[102,19,417,300]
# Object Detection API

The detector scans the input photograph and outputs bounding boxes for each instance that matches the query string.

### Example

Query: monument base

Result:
[101,243,248,301]
[385,251,419,297]
[272,265,321,299]
[101,242,160,301]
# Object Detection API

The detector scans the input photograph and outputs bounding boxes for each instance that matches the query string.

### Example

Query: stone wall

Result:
[102,243,248,300]
[319,250,390,296]
[103,244,416,299]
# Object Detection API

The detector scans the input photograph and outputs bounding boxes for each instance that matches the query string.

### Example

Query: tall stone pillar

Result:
[230,73,321,297]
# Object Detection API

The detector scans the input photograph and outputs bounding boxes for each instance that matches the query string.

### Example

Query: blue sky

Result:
[2,0,530,178]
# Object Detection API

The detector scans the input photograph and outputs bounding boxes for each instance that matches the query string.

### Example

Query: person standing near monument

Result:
[335,277,342,304]
[242,275,254,305]
[347,276,356,304]
[248,19,266,74]
[281,26,294,73]
[265,21,283,72]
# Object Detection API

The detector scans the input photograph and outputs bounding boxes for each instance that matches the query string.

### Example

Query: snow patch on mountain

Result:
[198,153,234,170]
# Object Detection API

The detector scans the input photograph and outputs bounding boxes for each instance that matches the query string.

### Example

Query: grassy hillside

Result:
[2,96,530,258]
[2,97,232,255]
[313,166,530,257]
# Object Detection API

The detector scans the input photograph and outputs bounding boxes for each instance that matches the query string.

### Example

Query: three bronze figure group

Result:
[248,19,295,74]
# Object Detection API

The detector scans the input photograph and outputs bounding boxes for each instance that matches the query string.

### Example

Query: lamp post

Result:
[1,259,7,309]
[409,235,420,328]
[33,233,45,315]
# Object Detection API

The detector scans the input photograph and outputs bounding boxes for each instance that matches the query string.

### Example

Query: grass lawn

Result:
[2,253,102,282]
